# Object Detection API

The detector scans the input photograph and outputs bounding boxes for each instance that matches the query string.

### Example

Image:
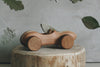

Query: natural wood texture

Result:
[11,45,85,67]
[61,35,74,49]
[28,36,41,51]
[20,31,77,50]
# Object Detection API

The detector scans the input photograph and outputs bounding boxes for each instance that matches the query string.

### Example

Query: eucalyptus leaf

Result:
[50,0,58,3]
[82,16,100,29]
[2,0,24,11]
[70,0,82,3]
[40,24,58,33]
[55,0,57,3]
[1,27,16,45]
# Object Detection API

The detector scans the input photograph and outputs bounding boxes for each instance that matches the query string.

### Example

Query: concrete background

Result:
[0,0,100,62]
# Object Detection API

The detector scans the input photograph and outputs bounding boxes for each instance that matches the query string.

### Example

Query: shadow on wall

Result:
[0,27,16,45]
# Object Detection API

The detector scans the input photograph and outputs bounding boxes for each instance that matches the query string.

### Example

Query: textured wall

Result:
[0,0,100,62]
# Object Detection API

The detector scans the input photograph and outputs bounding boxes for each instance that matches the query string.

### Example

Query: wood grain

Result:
[61,35,74,49]
[20,31,77,50]
[28,36,41,51]
[11,45,85,67]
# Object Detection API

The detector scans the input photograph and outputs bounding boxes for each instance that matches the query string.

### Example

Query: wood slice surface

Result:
[11,45,85,67]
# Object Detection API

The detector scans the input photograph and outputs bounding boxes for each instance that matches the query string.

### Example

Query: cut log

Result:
[11,45,85,67]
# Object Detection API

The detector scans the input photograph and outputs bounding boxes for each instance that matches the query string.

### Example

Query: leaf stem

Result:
[55,0,57,3]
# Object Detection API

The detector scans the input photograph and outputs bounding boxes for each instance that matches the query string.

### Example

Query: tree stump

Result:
[11,45,85,67]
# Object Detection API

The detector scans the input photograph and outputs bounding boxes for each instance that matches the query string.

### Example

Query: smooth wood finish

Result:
[11,45,85,67]
[20,31,77,51]
[28,36,41,51]
[61,35,74,49]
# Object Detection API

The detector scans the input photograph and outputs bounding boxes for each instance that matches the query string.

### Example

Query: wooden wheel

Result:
[61,35,74,49]
[28,36,42,51]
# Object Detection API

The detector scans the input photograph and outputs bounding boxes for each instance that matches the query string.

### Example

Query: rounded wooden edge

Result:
[28,36,42,51]
[13,45,85,55]
[61,35,74,49]
[62,31,77,40]
[20,31,34,45]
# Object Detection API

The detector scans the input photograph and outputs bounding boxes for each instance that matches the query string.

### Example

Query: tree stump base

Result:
[11,45,85,67]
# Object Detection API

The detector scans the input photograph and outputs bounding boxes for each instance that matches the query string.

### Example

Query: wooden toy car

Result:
[20,30,76,51]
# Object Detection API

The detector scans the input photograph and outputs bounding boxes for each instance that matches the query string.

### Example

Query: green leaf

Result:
[2,0,24,11]
[55,0,57,3]
[50,0,57,3]
[40,24,58,33]
[82,16,100,29]
[70,0,82,3]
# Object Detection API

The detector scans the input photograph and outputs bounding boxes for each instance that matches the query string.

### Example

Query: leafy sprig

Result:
[70,0,83,3]
[82,16,100,29]
[2,0,24,11]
